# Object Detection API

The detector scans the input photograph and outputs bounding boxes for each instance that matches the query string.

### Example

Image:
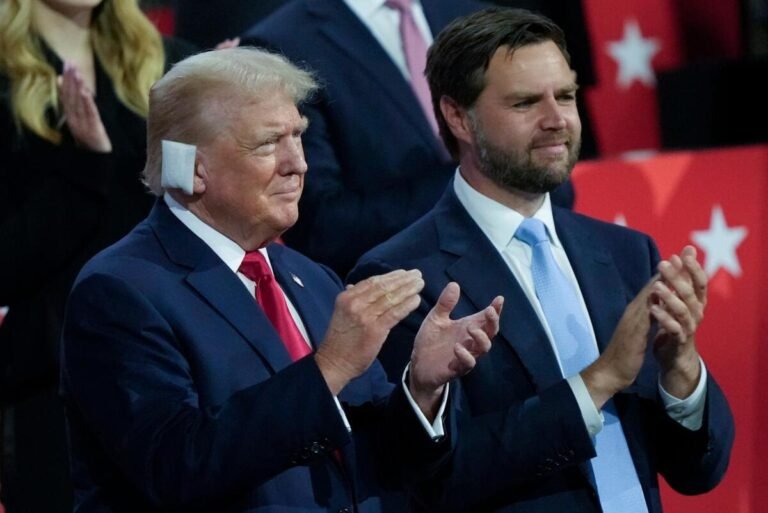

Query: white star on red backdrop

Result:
[607,19,661,88]
[690,205,747,277]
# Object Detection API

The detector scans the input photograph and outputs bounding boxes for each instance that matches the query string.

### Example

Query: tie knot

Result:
[515,218,550,247]
[239,251,271,284]
[384,0,412,12]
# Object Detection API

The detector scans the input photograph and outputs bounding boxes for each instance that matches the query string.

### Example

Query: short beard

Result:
[469,112,581,195]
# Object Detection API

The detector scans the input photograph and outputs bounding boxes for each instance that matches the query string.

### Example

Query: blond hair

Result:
[0,0,164,144]
[142,47,318,196]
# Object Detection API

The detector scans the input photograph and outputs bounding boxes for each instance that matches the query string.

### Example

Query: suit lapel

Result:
[148,201,294,373]
[435,189,564,390]
[267,244,330,348]
[554,209,645,493]
[306,0,441,150]
[553,210,628,353]
[267,244,361,473]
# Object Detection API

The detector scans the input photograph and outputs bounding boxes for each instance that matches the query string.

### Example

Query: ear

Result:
[193,153,207,195]
[440,95,474,147]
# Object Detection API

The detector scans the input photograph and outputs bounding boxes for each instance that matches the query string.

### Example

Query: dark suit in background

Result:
[350,185,734,512]
[173,0,286,48]
[244,0,575,278]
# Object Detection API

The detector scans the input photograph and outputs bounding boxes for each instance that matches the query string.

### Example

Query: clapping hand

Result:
[58,62,112,153]
[651,245,706,398]
[409,282,503,419]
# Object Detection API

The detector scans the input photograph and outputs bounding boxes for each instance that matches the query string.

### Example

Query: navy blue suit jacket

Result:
[244,0,573,278]
[350,185,734,513]
[60,201,436,513]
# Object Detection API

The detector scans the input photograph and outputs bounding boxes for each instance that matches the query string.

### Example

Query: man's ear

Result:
[440,95,473,147]
[193,153,207,195]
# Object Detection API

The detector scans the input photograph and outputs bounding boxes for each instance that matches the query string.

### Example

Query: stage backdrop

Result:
[572,144,768,513]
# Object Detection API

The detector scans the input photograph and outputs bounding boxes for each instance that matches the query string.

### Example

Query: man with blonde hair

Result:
[61,47,501,513]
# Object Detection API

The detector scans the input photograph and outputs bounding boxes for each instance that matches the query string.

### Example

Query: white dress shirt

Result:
[164,193,446,437]
[344,0,433,80]
[452,171,708,433]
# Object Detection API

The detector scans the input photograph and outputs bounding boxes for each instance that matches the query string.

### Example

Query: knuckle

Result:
[335,293,349,309]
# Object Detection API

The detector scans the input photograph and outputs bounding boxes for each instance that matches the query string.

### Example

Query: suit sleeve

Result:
[651,374,734,494]
[61,271,352,508]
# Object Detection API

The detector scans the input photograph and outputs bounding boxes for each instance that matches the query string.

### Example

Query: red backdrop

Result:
[572,145,768,513]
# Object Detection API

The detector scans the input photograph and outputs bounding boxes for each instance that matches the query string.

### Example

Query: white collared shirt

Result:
[452,171,707,433]
[343,0,433,80]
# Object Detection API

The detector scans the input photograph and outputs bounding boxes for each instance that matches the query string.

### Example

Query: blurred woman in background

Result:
[0,1,194,510]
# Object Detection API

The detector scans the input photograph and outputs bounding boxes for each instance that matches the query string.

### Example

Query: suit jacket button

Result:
[338,507,352,513]
[310,441,326,455]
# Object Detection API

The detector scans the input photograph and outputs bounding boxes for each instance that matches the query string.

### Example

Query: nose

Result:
[539,96,567,131]
[279,135,308,175]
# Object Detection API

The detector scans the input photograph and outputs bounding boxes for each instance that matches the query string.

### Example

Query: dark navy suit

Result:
[60,200,435,513]
[350,184,734,513]
[244,0,574,278]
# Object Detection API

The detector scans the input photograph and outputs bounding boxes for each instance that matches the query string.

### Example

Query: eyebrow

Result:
[503,84,579,103]
[506,83,580,100]
[234,116,311,152]
[265,115,309,134]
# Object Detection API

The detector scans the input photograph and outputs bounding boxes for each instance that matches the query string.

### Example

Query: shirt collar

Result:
[452,169,562,250]
[163,193,272,273]
[344,0,388,19]
[344,0,423,18]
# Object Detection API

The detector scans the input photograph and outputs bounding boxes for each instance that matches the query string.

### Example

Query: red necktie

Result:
[240,251,346,467]
[239,251,312,361]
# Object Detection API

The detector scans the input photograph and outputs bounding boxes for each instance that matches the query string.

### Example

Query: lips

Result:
[274,186,302,197]
[531,138,569,149]
[273,175,303,196]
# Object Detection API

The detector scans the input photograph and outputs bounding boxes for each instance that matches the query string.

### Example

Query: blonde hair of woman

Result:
[0,0,164,144]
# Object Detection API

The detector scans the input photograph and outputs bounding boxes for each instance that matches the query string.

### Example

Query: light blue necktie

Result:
[515,218,648,513]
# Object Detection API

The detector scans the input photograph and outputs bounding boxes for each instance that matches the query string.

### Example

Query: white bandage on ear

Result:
[161,140,197,195]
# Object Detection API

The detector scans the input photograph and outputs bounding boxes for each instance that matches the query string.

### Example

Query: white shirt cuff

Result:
[658,358,708,431]
[402,365,448,440]
[568,374,603,437]
[333,396,352,433]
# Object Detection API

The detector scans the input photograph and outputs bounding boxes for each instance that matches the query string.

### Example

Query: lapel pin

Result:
[291,273,304,288]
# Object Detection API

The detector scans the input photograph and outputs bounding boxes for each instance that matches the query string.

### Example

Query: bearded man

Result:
[349,8,734,513]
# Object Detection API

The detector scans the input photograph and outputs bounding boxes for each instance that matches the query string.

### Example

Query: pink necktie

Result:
[385,0,439,136]
[239,251,311,361]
